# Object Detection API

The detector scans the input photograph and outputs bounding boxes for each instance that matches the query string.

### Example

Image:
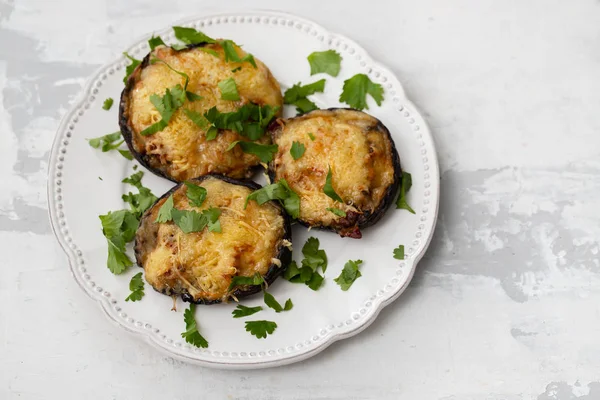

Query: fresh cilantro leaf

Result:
[125,272,145,302]
[202,103,278,141]
[393,245,405,260]
[245,320,277,339]
[173,26,215,45]
[308,132,316,141]
[245,179,300,219]
[307,50,342,77]
[184,181,207,207]
[219,39,257,68]
[122,171,144,188]
[140,119,168,136]
[302,237,328,273]
[206,127,218,141]
[88,131,123,152]
[306,271,324,290]
[140,86,185,136]
[122,171,158,218]
[106,235,133,274]
[326,207,346,217]
[148,35,166,50]
[102,98,113,110]
[263,292,293,313]
[232,304,263,318]
[228,272,264,292]
[203,207,222,233]
[123,52,141,84]
[231,66,242,73]
[324,166,343,203]
[290,141,306,160]
[155,194,174,223]
[171,209,203,233]
[283,79,325,115]
[186,91,203,101]
[227,141,278,163]
[200,48,219,57]
[395,172,415,214]
[181,304,209,348]
[118,149,133,160]
[171,43,188,51]
[334,259,363,291]
[339,73,384,110]
[183,109,209,129]
[99,210,138,274]
[218,77,240,101]
[150,55,190,90]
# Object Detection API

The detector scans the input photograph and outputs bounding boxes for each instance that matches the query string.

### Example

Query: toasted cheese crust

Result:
[269,109,400,238]
[135,176,288,303]
[122,43,283,182]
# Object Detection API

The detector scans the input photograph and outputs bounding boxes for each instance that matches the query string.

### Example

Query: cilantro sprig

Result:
[339,73,384,110]
[307,50,342,77]
[334,259,363,291]
[173,26,215,45]
[148,35,166,50]
[181,304,209,348]
[125,272,145,302]
[263,292,293,313]
[170,207,221,234]
[226,141,278,163]
[123,52,141,84]
[395,172,415,214]
[290,141,305,160]
[245,179,300,219]
[232,304,263,318]
[283,79,326,115]
[283,237,327,290]
[245,320,277,339]
[122,171,158,218]
[219,39,257,68]
[202,103,278,141]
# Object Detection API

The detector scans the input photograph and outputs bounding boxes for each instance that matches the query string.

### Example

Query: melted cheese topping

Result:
[271,109,396,227]
[140,177,285,302]
[126,44,283,181]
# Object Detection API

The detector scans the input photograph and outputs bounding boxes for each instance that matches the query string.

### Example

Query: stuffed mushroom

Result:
[135,175,292,304]
[267,108,401,238]
[119,42,283,182]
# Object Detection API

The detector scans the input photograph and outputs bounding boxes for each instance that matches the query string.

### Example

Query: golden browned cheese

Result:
[270,109,396,228]
[126,44,283,181]
[137,177,286,302]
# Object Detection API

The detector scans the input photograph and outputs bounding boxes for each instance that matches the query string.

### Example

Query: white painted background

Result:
[2,0,600,399]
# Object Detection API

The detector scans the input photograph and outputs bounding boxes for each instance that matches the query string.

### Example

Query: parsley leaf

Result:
[219,39,257,67]
[245,179,300,219]
[218,77,240,101]
[395,172,415,214]
[227,141,278,163]
[324,166,343,203]
[263,292,293,313]
[326,207,346,217]
[173,26,215,45]
[283,79,326,115]
[245,320,277,339]
[228,272,264,292]
[184,181,207,207]
[123,52,141,84]
[307,50,342,77]
[121,171,158,218]
[339,73,384,110]
[393,245,405,260]
[181,304,209,348]
[334,259,363,291]
[118,149,133,160]
[148,35,166,50]
[125,272,145,302]
[232,304,263,318]
[102,98,113,110]
[99,210,138,274]
[88,131,123,152]
[290,141,305,160]
[155,194,174,223]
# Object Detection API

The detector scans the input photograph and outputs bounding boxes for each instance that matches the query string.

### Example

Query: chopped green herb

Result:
[306,272,325,291]
[307,50,342,77]
[202,103,278,141]
[323,166,343,203]
[183,108,209,129]
[171,207,221,234]
[219,39,257,68]
[184,182,207,207]
[263,292,293,313]
[393,245,405,260]
[125,272,145,302]
[232,304,263,318]
[148,35,166,50]
[308,132,316,141]
[88,131,123,152]
[290,141,306,160]
[326,207,346,217]
[200,48,219,57]
[334,259,363,291]
[227,141,278,163]
[283,79,326,114]
[284,237,327,291]
[121,171,157,218]
[123,52,141,84]
[339,73,384,110]
[231,66,242,73]
[102,98,113,110]
[181,304,209,348]
[245,179,300,219]
[140,86,185,135]
[302,237,328,273]
[99,210,138,274]
[173,26,215,45]
[118,149,133,160]
[245,320,277,339]
[155,195,174,223]
[186,91,203,101]
[395,172,415,213]
[228,272,264,291]
[218,77,240,101]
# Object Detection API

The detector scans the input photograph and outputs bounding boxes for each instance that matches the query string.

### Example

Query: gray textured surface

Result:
[1,0,600,399]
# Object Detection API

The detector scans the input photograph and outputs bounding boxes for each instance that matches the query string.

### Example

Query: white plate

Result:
[47,10,440,369]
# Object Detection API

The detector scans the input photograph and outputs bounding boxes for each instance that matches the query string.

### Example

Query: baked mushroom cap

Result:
[268,108,401,238]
